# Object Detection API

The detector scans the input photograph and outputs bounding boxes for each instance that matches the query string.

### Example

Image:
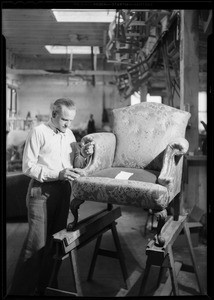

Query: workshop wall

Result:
[17,75,129,131]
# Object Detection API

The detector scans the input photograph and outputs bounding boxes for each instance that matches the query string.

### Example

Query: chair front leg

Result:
[66,198,85,231]
[154,209,168,247]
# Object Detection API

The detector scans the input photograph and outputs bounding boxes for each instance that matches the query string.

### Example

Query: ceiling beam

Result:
[6,67,122,76]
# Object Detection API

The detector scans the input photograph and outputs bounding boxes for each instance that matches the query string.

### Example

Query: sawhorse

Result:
[139,214,204,296]
[46,205,129,296]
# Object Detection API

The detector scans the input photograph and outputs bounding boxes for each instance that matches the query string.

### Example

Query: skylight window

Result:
[45,46,100,55]
[52,9,116,23]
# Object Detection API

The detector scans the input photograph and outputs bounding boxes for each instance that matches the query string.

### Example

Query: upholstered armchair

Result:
[67,102,191,246]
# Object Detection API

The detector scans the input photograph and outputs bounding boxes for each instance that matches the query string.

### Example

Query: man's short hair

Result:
[51,98,76,114]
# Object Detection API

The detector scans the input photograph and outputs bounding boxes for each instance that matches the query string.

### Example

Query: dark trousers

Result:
[9,179,71,295]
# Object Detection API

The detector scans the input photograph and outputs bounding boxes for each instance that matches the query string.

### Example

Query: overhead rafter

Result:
[6,67,122,76]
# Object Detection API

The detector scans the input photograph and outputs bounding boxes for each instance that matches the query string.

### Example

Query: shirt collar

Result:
[47,119,66,136]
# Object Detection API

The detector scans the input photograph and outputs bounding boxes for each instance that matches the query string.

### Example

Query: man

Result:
[87,113,96,134]
[9,98,94,295]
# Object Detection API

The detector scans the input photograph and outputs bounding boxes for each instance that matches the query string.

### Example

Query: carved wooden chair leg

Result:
[67,198,85,231]
[154,209,168,247]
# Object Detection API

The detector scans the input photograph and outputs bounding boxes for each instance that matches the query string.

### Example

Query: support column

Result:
[180,10,199,152]
[140,84,148,102]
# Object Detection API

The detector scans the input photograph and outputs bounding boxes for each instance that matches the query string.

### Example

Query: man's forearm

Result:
[23,163,60,182]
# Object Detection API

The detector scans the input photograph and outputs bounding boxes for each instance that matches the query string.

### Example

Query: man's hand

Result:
[80,138,95,158]
[72,168,86,177]
[59,168,81,181]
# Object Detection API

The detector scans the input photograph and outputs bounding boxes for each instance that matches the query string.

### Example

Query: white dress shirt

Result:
[22,120,77,182]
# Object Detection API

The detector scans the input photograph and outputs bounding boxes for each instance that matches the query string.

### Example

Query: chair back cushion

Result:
[112,102,190,170]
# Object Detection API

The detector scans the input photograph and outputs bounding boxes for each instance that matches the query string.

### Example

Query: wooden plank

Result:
[53,224,112,262]
[168,245,179,295]
[153,261,182,296]
[161,216,187,247]
[115,268,142,297]
[5,39,104,46]
[45,287,77,296]
[53,208,119,243]
[70,249,83,296]
[63,213,121,253]
[186,222,202,228]
[183,223,204,294]
[53,209,108,242]
[53,208,121,254]
[7,67,121,76]
[5,29,105,37]
[97,249,118,258]
[129,21,146,26]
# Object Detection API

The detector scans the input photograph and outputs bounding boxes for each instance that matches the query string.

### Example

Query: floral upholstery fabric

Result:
[71,167,170,210]
[112,102,190,171]
[81,132,116,175]
[72,176,169,210]
[71,103,190,210]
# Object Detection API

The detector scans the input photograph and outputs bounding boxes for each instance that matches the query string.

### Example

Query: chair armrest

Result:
[75,132,116,176]
[158,137,189,200]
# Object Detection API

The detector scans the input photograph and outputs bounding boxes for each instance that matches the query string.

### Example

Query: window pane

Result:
[146,94,162,103]
[198,92,207,111]
[131,92,141,105]
[198,92,207,134]
[199,112,207,134]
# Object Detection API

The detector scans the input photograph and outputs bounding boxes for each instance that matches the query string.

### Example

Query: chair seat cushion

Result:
[91,167,159,183]
[72,167,169,210]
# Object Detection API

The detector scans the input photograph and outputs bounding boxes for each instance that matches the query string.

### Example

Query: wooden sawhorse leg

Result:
[139,215,204,296]
[138,245,179,296]
[69,248,83,296]
[87,234,102,281]
[138,254,156,296]
[47,244,80,296]
[87,221,129,289]
[183,223,204,294]
[111,221,129,288]
[167,245,179,295]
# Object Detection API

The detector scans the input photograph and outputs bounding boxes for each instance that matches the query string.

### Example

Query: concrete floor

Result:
[6,201,207,297]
